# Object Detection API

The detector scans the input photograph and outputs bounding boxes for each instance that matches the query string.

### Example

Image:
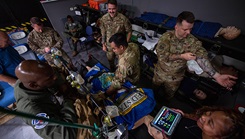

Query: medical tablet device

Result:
[151,106,182,136]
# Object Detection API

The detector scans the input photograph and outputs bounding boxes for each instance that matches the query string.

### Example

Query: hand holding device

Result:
[151,106,182,136]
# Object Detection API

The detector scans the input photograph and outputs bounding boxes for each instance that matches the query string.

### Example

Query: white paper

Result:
[142,37,159,51]
[75,11,81,16]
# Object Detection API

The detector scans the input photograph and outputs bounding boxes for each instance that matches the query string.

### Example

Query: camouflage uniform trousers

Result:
[152,68,184,100]
[63,31,82,51]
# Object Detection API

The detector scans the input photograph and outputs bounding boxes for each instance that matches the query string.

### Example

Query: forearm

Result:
[0,74,17,85]
[196,58,216,77]
[106,86,117,96]
[101,35,106,44]
[212,72,221,80]
[101,30,106,44]
[53,40,63,49]
[169,53,183,61]
[127,31,132,42]
[100,23,106,44]
[53,31,63,49]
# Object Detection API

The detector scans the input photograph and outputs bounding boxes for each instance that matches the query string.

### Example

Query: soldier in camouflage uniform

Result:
[153,11,237,100]
[28,17,74,69]
[106,33,140,95]
[99,0,132,71]
[63,15,83,57]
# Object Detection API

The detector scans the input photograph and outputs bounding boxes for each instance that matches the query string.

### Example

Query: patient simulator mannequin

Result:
[193,89,207,100]
[216,26,241,40]
[138,12,242,40]
[178,77,219,106]
[192,21,241,40]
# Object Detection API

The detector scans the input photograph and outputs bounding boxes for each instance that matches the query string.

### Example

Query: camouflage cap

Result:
[30,17,42,25]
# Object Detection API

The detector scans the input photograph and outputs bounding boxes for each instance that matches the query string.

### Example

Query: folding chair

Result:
[61,16,85,49]
[9,30,43,61]
[8,31,27,45]
[13,43,39,60]
[79,26,94,54]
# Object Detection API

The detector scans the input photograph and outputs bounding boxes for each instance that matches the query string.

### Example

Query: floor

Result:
[1,41,245,139]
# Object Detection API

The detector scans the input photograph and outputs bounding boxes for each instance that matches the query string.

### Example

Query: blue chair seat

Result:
[79,26,94,54]
[0,82,15,108]
[8,31,27,44]
[13,43,46,61]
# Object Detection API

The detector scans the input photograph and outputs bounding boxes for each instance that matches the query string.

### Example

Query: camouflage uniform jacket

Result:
[100,12,132,47]
[28,27,63,54]
[28,27,71,65]
[64,21,83,37]
[154,30,215,78]
[111,43,140,89]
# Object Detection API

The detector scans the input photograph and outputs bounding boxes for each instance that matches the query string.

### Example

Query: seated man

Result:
[27,17,75,70]
[0,31,23,86]
[14,60,78,139]
[63,15,83,57]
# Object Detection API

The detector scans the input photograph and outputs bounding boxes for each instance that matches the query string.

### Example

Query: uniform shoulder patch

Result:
[31,113,49,129]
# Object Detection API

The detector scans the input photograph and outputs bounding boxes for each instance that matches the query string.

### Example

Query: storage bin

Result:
[88,0,107,10]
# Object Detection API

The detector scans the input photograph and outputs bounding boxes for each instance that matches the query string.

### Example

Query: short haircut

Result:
[177,11,195,24]
[30,17,43,26]
[67,15,72,19]
[107,0,117,6]
[109,33,128,48]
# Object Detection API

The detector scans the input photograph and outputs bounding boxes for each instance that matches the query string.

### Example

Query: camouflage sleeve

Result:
[99,18,106,44]
[196,57,216,77]
[111,62,129,89]
[76,22,83,32]
[27,33,45,54]
[77,22,83,32]
[155,34,172,68]
[124,17,132,33]
[64,22,69,32]
[191,39,208,58]
[24,99,77,139]
[52,30,63,49]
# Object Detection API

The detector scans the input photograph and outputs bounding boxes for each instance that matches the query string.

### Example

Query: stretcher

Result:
[82,57,156,130]
[132,13,245,62]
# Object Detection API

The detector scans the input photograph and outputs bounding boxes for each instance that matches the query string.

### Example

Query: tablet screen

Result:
[152,107,180,134]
